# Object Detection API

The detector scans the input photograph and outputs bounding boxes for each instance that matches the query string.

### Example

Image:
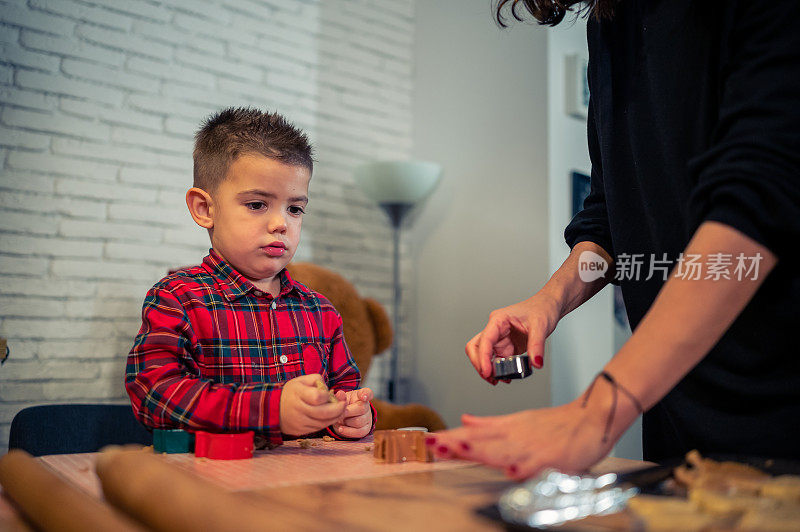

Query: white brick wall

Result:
[0,0,414,448]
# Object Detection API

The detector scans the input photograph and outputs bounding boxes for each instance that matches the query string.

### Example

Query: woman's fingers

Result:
[525,310,557,369]
[465,333,484,377]
[493,337,516,358]
[476,319,507,379]
[507,454,554,480]
[527,334,546,369]
[426,427,471,458]
[431,430,526,468]
[428,422,507,459]
[461,412,506,426]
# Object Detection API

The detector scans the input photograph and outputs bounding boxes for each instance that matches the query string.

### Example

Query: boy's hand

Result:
[279,374,347,436]
[331,388,374,439]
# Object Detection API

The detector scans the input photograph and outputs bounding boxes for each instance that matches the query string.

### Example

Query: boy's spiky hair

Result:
[193,107,313,193]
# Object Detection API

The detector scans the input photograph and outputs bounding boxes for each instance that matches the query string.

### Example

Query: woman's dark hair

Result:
[494,0,617,27]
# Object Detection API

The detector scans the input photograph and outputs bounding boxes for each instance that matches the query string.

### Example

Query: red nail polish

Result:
[534,355,544,368]
[437,445,449,454]
[425,436,436,446]
[459,441,471,451]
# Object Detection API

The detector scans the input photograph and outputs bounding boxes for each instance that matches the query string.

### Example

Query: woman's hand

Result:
[466,293,562,384]
[427,400,616,480]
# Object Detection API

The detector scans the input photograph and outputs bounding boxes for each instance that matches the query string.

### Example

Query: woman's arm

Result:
[467,240,613,381]
[540,240,614,318]
[435,221,777,478]
[602,221,776,428]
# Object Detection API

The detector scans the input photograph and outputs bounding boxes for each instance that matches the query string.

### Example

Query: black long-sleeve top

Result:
[564,0,800,461]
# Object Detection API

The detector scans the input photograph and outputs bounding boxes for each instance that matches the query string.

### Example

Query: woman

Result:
[428,0,800,479]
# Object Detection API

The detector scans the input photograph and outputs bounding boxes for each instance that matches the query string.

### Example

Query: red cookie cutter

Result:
[194,431,254,460]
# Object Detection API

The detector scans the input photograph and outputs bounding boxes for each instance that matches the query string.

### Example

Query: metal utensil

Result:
[498,469,638,528]
[493,353,533,379]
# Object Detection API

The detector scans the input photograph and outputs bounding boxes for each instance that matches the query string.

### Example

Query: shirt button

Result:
[271,301,277,310]
[279,355,288,364]
[253,290,263,297]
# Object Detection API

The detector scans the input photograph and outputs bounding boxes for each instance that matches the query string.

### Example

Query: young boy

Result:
[126,107,374,447]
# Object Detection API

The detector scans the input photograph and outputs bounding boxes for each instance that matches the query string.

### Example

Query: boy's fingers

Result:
[300,386,330,406]
[333,424,366,439]
[343,411,370,429]
[357,387,374,402]
[305,400,346,422]
[343,401,367,419]
[295,373,324,385]
[291,373,327,394]
[334,390,347,403]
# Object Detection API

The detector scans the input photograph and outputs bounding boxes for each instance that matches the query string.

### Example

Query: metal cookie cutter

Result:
[492,353,533,379]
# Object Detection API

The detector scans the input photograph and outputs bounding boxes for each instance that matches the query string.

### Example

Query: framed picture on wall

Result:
[565,54,589,119]
[571,171,591,217]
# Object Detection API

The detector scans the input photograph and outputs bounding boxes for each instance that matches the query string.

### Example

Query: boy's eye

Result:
[289,205,306,215]
[245,201,265,211]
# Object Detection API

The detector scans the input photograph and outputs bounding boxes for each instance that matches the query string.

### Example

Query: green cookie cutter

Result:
[153,428,194,453]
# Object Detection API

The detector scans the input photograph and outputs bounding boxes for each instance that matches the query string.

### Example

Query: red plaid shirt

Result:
[126,250,373,446]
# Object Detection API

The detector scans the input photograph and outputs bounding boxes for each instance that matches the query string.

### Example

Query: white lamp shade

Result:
[353,160,442,205]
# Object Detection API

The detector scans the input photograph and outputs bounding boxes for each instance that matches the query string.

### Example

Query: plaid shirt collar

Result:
[202,249,309,302]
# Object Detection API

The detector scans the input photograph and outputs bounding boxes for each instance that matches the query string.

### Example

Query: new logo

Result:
[578,251,608,282]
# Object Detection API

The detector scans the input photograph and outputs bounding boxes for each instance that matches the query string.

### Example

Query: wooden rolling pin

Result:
[0,450,144,532]
[95,446,322,531]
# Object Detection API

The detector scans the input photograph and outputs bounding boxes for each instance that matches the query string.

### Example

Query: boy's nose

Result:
[268,214,288,233]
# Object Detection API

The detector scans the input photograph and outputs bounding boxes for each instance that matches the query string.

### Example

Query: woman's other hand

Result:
[427,399,618,480]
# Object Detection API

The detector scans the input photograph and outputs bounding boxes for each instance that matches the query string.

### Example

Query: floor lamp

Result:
[354,161,442,402]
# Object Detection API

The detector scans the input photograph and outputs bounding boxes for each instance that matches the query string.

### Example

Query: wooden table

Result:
[0,442,649,531]
[241,457,647,531]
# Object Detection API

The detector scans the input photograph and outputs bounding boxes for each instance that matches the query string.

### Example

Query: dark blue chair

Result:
[8,404,152,456]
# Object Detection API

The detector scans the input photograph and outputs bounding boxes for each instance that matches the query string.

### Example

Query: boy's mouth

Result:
[262,242,286,257]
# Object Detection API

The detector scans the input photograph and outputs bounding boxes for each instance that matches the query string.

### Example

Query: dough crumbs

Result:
[322,435,335,442]
[315,379,338,403]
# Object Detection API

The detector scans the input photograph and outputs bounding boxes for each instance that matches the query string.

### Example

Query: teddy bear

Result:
[286,262,446,432]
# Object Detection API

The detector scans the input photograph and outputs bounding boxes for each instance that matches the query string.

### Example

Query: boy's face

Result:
[208,154,310,287]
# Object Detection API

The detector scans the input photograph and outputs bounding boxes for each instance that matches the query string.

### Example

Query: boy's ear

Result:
[186,187,214,229]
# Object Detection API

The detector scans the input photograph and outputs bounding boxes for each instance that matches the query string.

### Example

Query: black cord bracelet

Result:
[581,371,644,443]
